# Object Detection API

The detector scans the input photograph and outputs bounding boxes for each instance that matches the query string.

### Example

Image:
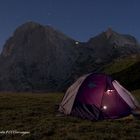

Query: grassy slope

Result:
[0,91,140,140]
[103,56,139,74]
[103,55,140,91]
[111,61,140,91]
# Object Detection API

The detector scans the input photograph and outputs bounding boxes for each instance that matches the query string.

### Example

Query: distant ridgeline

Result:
[0,22,139,92]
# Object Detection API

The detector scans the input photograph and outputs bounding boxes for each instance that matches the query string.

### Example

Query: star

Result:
[47,12,52,16]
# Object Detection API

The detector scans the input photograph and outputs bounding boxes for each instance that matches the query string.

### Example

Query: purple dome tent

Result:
[59,73,139,120]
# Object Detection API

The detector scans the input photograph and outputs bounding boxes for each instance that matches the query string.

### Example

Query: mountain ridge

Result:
[0,21,139,92]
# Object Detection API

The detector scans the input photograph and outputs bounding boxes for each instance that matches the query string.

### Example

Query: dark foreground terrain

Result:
[0,90,140,140]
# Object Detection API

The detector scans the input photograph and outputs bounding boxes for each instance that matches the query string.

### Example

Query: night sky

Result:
[0,0,140,51]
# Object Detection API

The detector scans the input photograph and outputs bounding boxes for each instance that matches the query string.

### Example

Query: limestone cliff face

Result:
[0,22,77,91]
[0,22,139,92]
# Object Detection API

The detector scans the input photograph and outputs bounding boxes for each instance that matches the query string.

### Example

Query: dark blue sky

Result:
[0,0,140,51]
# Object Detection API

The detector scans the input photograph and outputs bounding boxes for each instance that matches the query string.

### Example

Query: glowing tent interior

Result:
[59,73,139,120]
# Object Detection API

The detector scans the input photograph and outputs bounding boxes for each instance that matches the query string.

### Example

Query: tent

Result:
[59,73,139,120]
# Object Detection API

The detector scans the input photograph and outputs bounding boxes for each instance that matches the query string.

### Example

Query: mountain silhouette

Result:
[0,22,139,92]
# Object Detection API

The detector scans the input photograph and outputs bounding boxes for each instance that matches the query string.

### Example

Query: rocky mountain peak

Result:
[88,28,139,49]
[14,21,43,35]
[105,27,113,39]
[1,22,75,57]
